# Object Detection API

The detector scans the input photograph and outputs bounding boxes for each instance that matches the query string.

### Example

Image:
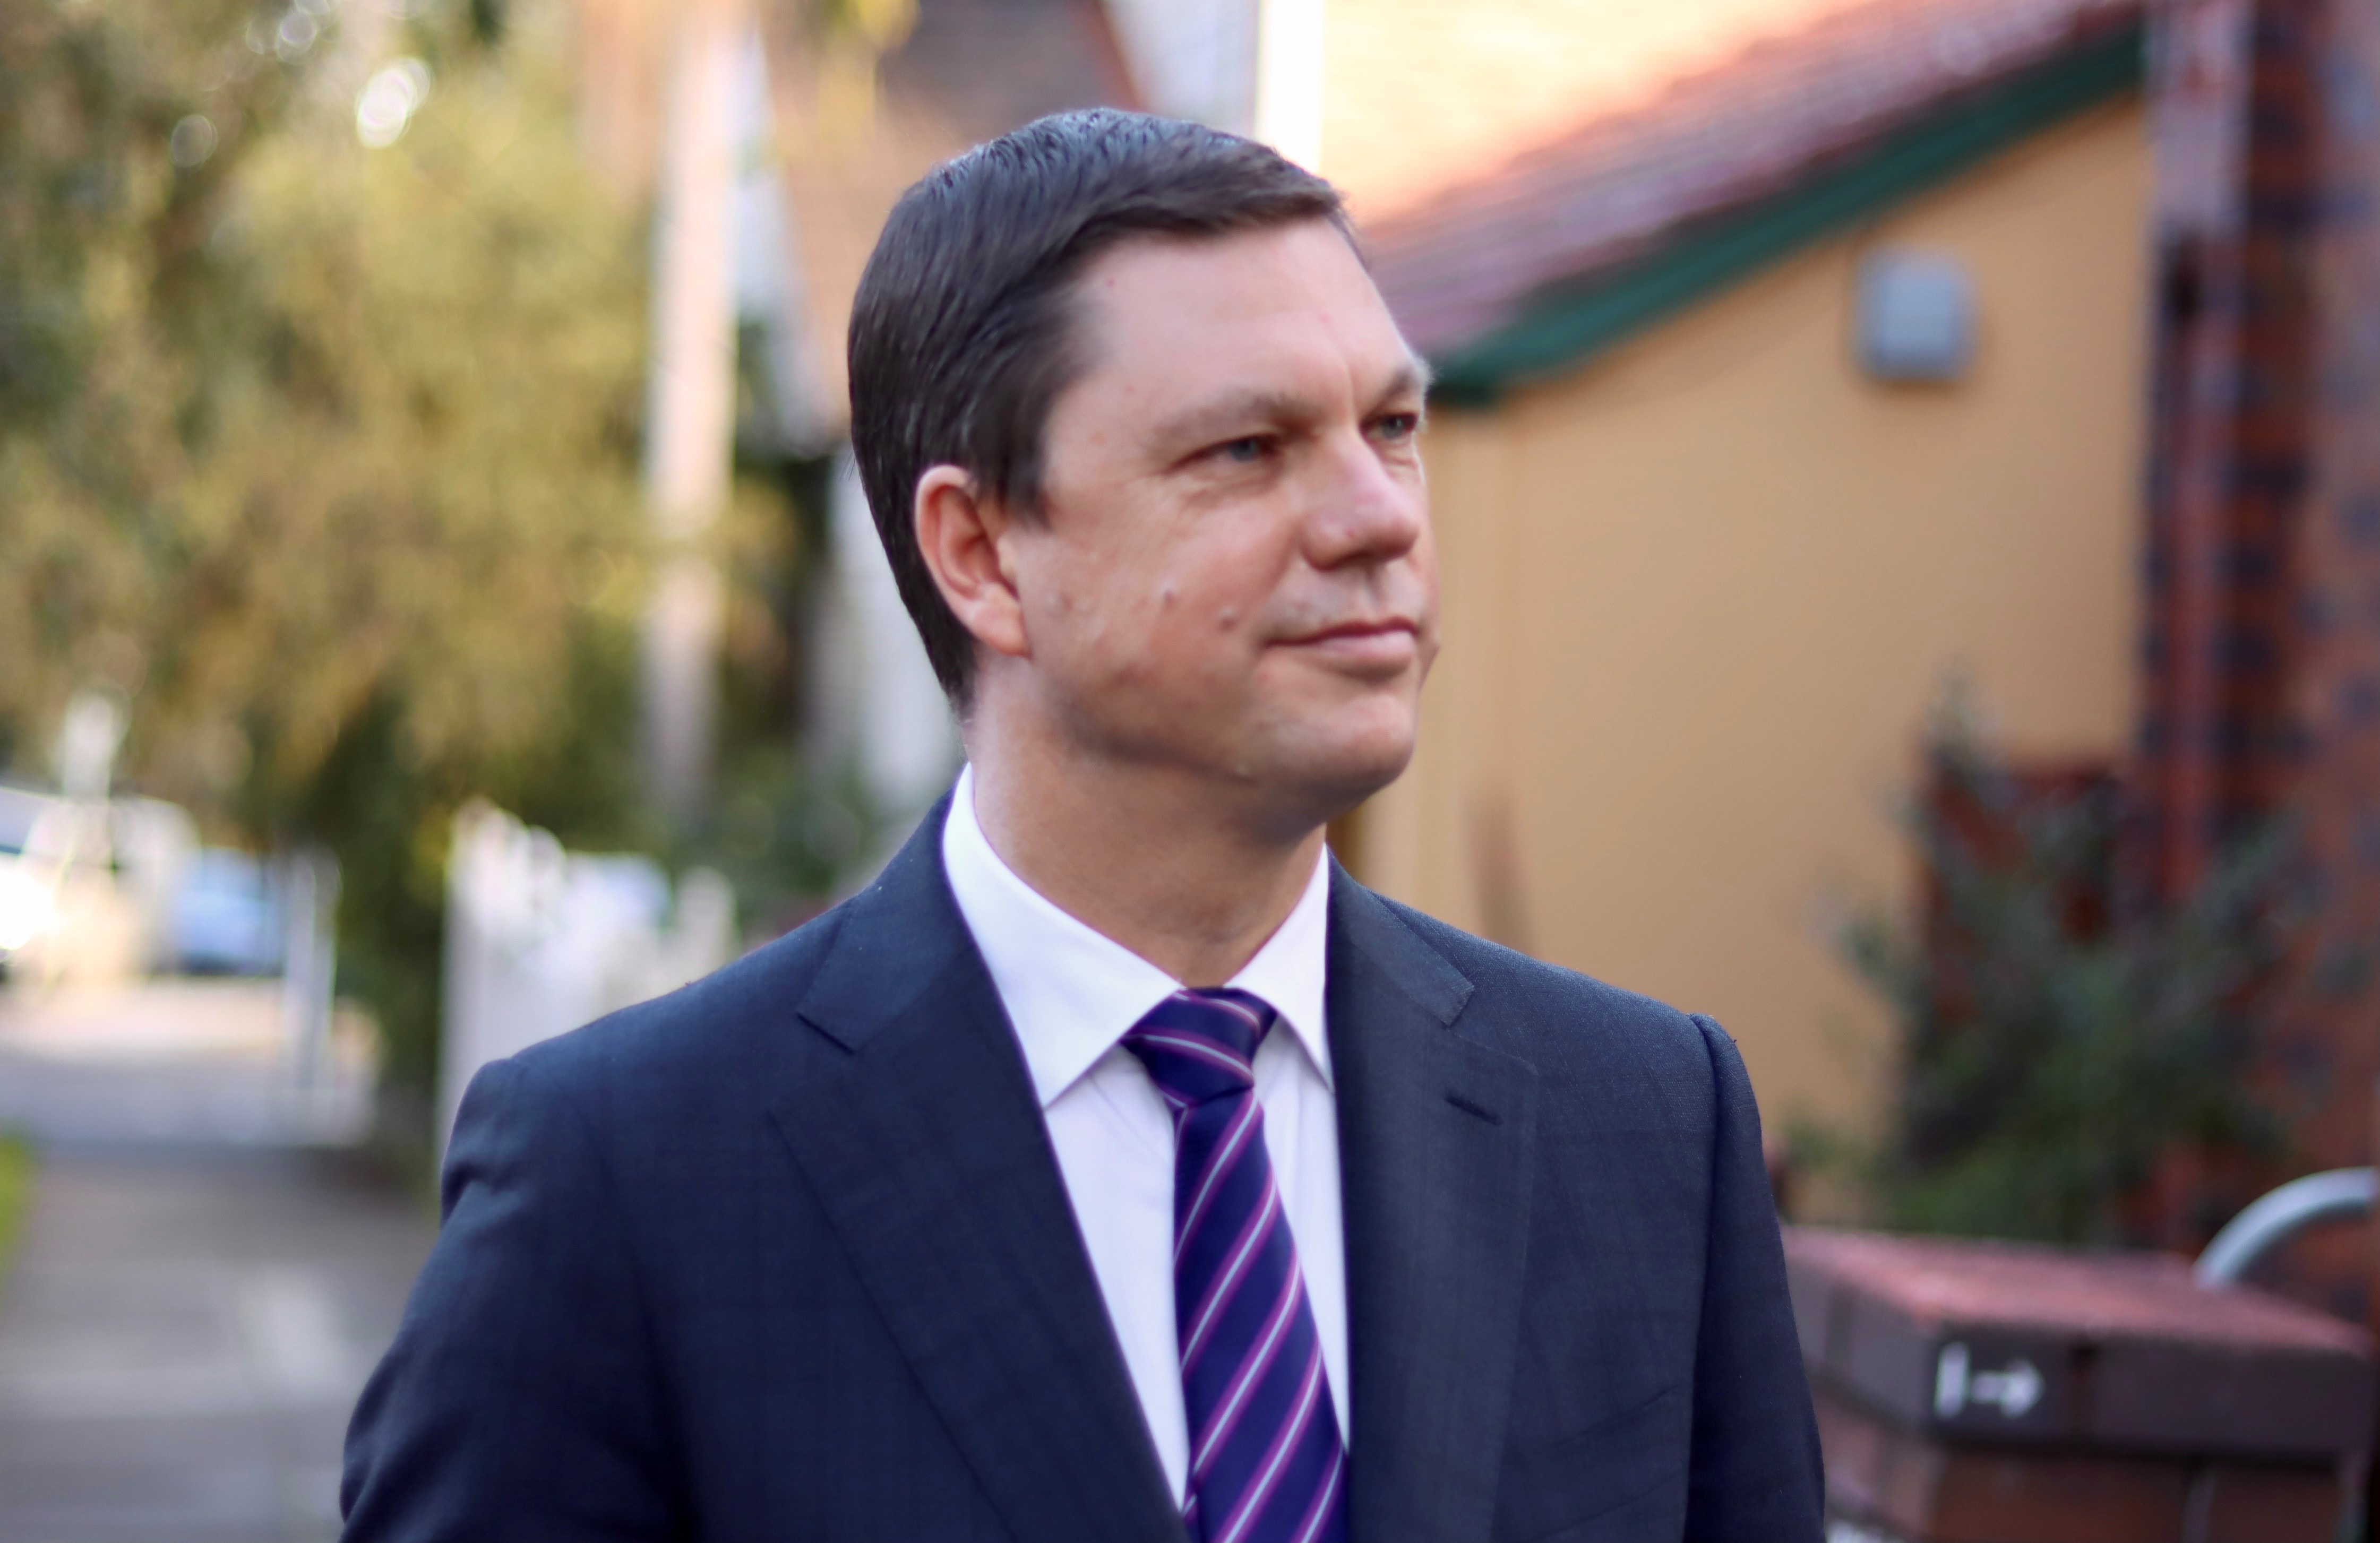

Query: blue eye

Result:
[1222,437,1268,463]
[1373,413,1420,442]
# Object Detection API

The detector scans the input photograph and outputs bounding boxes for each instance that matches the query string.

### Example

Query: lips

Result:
[1279,617,1420,647]
[1273,616,1423,675]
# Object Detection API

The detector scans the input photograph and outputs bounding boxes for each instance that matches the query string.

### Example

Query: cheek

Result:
[1028,556,1197,684]
[1127,576,1257,691]
[1156,551,1280,679]
[1104,588,1267,718]
[1021,515,1281,695]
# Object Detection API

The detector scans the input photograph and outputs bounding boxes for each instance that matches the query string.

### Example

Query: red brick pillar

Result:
[1788,1228,2374,1542]
[2137,0,2380,1226]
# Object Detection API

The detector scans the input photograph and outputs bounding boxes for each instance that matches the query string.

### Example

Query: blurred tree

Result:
[1823,704,2296,1244]
[0,0,655,1123]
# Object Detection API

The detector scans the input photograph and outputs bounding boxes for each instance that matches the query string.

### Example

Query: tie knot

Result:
[1121,988,1277,1109]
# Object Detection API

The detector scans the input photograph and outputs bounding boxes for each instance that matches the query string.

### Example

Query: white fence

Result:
[439,801,735,1145]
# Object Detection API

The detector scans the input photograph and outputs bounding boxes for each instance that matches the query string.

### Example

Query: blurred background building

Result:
[1356,0,2148,1166]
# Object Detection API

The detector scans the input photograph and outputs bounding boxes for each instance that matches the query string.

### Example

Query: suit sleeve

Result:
[341,1054,683,1541]
[1681,1016,1826,1542]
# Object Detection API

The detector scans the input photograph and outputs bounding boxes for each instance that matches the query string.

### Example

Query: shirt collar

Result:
[940,764,1334,1109]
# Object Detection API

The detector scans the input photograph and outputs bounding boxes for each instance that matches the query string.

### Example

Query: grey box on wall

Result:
[1857,249,1977,383]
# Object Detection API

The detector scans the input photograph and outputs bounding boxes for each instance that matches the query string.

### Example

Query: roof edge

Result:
[1428,16,2146,409]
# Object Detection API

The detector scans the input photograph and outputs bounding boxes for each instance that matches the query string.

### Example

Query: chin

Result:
[1260,700,1418,821]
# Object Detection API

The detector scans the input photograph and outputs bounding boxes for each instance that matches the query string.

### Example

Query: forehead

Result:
[1063,220,1414,404]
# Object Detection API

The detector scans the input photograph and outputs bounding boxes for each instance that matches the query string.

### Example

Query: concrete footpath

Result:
[0,1147,434,1542]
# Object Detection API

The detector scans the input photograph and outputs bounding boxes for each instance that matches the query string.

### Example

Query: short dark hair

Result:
[847,109,1346,704]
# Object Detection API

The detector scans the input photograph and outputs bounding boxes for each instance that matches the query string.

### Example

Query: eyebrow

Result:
[1147,355,1434,458]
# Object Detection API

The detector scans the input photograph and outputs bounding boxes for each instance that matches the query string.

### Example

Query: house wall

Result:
[1362,100,2150,1152]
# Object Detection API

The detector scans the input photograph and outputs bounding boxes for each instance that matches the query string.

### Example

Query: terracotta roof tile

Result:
[1363,0,2142,359]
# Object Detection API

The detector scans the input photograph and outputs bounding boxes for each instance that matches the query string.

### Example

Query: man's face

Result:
[1002,218,1437,828]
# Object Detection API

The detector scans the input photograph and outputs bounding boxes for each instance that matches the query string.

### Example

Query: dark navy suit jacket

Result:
[342,800,1825,1541]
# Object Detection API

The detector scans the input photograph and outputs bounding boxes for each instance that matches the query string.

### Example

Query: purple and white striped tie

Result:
[1123,988,1346,1543]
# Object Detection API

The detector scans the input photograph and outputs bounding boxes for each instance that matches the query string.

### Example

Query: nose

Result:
[1300,426,1426,572]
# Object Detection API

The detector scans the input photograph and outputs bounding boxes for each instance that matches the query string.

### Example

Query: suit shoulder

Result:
[499,897,854,1103]
[1367,891,1721,1080]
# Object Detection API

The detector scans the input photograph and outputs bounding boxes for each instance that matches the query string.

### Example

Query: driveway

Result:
[0,1146,433,1542]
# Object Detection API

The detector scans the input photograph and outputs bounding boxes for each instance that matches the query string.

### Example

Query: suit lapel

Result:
[770,805,1187,1543]
[1328,869,1540,1543]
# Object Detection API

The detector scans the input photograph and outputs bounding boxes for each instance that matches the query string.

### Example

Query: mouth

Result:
[1274,616,1422,670]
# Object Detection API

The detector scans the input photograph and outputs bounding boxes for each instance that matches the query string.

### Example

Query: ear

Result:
[914,465,1030,661]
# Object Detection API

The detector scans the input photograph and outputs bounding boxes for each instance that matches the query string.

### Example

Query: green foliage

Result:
[0,0,657,1112]
[1,1,885,1145]
[0,1133,32,1296]
[683,455,872,934]
[684,739,874,937]
[1831,716,2290,1245]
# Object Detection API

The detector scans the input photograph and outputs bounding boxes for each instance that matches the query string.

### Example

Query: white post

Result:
[437,801,736,1154]
[279,847,339,1093]
[640,0,750,823]
[832,452,961,821]
[1253,0,1326,169]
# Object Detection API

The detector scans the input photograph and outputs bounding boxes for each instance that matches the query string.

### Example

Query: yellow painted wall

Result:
[1365,100,2150,1148]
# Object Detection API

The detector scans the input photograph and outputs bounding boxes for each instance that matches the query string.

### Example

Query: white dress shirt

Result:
[940,765,1347,1505]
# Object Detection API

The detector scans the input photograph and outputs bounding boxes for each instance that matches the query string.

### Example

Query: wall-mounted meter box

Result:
[1855,249,1976,384]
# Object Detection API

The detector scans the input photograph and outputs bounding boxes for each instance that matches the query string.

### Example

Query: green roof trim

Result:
[1429,19,2146,408]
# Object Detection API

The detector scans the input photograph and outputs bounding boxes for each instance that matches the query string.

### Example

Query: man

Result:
[343,110,1824,1542]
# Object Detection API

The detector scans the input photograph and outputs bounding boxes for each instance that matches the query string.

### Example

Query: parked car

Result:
[0,779,281,981]
[169,848,285,976]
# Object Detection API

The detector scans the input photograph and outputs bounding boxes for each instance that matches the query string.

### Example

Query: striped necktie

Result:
[1123,988,1347,1543]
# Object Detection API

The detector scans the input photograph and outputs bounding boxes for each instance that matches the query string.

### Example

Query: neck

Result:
[963,711,1326,989]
